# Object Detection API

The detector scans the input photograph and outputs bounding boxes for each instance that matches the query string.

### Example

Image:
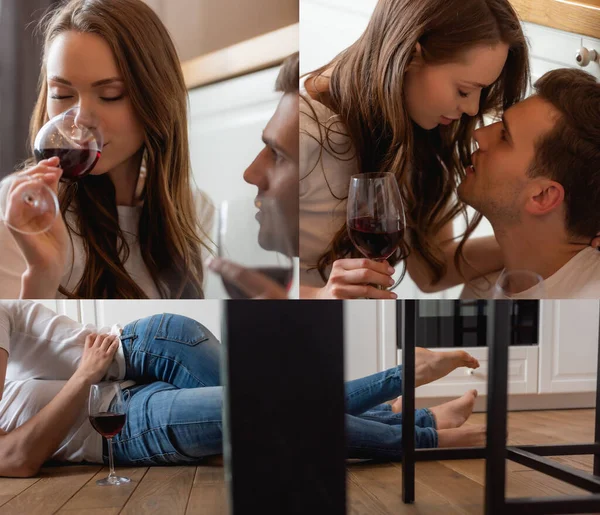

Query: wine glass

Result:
[216,196,294,299]
[0,107,103,234]
[347,172,406,289]
[0,174,59,234]
[492,269,546,299]
[34,107,103,183]
[89,383,130,486]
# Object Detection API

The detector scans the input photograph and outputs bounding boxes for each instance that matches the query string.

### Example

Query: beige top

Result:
[299,93,359,288]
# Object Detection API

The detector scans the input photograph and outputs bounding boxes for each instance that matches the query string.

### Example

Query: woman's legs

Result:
[120,314,221,389]
[109,382,223,466]
[346,414,438,460]
[345,349,479,416]
[358,405,436,428]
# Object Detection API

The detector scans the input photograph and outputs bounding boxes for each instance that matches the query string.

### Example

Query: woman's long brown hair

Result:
[26,0,210,298]
[305,0,529,285]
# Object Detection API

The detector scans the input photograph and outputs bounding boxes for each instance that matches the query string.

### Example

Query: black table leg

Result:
[222,300,347,515]
[401,300,417,504]
[485,301,511,515]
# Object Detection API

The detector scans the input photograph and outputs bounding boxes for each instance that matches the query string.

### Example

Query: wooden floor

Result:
[0,409,595,514]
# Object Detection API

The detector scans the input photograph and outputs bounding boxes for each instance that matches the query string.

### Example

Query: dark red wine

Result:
[222,266,293,299]
[34,147,101,182]
[89,412,126,438]
[348,216,404,261]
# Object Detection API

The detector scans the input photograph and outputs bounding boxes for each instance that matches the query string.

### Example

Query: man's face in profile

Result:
[244,92,299,256]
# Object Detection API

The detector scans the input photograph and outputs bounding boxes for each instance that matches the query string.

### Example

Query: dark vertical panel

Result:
[401,300,416,504]
[485,301,511,514]
[222,300,346,515]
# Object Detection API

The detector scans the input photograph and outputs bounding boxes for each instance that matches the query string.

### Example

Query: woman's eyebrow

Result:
[48,76,123,87]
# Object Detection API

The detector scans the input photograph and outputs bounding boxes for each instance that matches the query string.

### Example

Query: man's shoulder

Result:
[546,247,600,298]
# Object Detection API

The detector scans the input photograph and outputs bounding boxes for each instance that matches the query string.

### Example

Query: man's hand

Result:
[207,258,288,299]
[75,333,120,384]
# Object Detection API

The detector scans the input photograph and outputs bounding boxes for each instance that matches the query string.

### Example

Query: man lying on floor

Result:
[0,301,485,477]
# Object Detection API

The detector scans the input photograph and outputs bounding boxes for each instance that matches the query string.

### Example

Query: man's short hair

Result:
[275,52,299,94]
[527,68,600,239]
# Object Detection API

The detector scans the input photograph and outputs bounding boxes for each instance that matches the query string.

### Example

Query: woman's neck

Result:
[107,148,144,207]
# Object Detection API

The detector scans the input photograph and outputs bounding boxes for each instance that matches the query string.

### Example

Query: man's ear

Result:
[525,179,564,216]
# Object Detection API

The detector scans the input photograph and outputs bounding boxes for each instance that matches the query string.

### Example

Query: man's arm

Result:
[406,221,503,293]
[0,333,119,478]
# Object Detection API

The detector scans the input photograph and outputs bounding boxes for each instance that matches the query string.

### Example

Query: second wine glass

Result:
[492,269,546,299]
[217,196,294,299]
[347,172,406,289]
[89,382,130,486]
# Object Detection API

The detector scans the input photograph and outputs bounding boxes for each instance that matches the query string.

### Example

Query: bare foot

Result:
[437,424,487,448]
[428,390,478,429]
[415,348,479,388]
[391,350,479,413]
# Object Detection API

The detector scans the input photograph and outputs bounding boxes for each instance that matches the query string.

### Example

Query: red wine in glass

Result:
[222,265,293,300]
[34,147,101,183]
[348,216,404,261]
[89,412,126,438]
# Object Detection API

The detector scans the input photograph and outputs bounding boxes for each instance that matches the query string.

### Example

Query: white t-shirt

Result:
[0,188,214,299]
[0,301,132,463]
[460,247,600,299]
[299,94,359,288]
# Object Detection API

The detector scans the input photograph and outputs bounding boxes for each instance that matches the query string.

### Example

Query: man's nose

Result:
[243,150,268,189]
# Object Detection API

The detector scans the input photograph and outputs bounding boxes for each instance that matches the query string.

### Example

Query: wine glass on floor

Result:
[347,172,407,291]
[216,196,295,299]
[0,107,103,234]
[89,382,130,486]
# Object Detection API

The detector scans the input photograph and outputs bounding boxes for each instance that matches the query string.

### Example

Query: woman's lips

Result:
[440,116,458,125]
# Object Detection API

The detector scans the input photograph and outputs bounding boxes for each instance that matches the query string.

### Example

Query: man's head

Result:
[458,68,600,240]
[244,52,299,256]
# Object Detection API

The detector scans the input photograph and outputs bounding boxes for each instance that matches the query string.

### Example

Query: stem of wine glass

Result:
[107,438,116,480]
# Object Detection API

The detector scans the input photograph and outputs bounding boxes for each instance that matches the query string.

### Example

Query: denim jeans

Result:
[105,314,437,465]
[345,366,438,460]
[106,314,223,466]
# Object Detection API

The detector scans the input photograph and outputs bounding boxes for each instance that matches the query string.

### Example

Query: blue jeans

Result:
[345,367,438,460]
[106,314,223,466]
[105,314,437,465]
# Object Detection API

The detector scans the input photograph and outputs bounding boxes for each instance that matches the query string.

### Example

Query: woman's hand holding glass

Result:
[2,158,70,296]
[315,258,398,299]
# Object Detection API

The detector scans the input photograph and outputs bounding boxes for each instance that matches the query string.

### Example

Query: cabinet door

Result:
[538,300,599,393]
[80,300,223,341]
[397,345,539,398]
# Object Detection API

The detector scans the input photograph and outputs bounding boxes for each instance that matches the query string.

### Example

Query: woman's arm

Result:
[0,333,119,478]
[1,159,68,299]
[406,221,503,293]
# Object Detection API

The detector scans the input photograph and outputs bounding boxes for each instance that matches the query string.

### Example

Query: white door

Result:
[343,300,398,380]
[538,300,599,394]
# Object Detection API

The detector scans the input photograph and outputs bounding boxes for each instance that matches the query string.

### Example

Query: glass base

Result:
[96,475,131,486]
